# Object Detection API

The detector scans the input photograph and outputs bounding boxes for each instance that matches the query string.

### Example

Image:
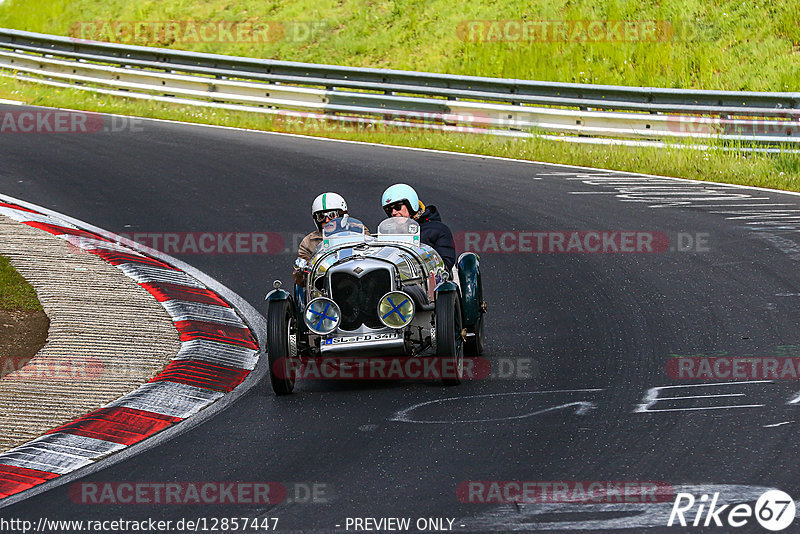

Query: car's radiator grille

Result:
[331,269,391,331]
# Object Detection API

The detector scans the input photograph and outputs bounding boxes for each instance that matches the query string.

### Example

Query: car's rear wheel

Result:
[436,290,464,386]
[267,299,298,395]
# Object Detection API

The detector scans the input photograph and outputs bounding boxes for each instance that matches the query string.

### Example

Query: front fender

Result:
[265,288,292,302]
[457,252,482,328]
[266,287,305,336]
[434,280,459,295]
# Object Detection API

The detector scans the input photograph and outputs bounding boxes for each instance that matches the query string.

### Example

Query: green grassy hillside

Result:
[0,0,798,90]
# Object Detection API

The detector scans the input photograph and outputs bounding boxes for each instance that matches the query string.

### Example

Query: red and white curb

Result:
[0,198,261,501]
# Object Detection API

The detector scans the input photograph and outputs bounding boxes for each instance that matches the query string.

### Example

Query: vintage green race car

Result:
[265,216,485,395]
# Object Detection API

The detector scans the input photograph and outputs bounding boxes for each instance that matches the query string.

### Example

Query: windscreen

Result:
[377,217,420,239]
[322,216,366,239]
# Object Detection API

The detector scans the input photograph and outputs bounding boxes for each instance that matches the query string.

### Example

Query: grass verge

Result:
[0,253,42,311]
[1,75,799,191]
[0,253,48,376]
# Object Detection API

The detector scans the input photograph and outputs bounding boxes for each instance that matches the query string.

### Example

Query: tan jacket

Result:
[298,230,323,261]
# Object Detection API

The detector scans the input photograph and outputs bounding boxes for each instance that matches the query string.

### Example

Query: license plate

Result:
[324,332,399,345]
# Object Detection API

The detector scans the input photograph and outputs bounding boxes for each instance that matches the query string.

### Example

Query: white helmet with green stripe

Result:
[311,192,348,230]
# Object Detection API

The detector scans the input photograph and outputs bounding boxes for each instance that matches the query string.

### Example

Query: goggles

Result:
[314,209,344,223]
[383,201,406,216]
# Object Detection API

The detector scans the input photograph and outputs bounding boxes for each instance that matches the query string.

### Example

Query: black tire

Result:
[267,299,297,395]
[436,291,464,386]
[465,309,485,356]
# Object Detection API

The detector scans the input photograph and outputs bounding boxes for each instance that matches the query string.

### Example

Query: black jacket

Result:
[416,205,456,270]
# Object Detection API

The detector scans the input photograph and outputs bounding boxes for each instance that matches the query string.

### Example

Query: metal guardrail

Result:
[0,27,798,147]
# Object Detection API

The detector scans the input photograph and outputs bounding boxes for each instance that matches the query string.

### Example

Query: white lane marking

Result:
[561,168,800,249]
[715,215,800,222]
[744,221,800,227]
[635,381,771,413]
[639,199,758,207]
[745,221,800,226]
[710,208,800,213]
[722,213,800,220]
[698,204,797,208]
[600,186,720,190]
[563,169,800,225]
[743,220,800,225]
[570,182,693,187]
[637,405,764,412]
[661,394,745,400]
[580,184,686,188]
[415,402,598,424]
[763,421,793,428]
[621,192,764,199]
[565,177,766,208]
[754,234,800,260]
[391,389,602,424]
[746,222,800,228]
[637,381,772,390]
[618,191,762,198]
[572,177,695,183]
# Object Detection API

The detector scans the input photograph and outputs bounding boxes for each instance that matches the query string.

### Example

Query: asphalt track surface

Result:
[2,104,800,533]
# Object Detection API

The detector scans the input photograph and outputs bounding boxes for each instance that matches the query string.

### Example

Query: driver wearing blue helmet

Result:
[381,183,456,271]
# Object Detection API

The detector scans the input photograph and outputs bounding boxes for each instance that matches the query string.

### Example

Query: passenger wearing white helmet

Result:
[293,192,348,286]
[382,183,456,270]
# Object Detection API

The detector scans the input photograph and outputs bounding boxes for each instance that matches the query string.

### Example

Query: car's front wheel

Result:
[267,299,298,395]
[436,290,464,386]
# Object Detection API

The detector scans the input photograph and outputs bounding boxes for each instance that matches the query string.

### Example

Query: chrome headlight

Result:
[304,297,341,335]
[377,291,414,329]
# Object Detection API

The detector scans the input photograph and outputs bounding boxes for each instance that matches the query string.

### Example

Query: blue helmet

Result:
[382,183,419,216]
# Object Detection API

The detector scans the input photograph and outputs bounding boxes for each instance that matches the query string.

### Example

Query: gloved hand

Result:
[293,268,307,286]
